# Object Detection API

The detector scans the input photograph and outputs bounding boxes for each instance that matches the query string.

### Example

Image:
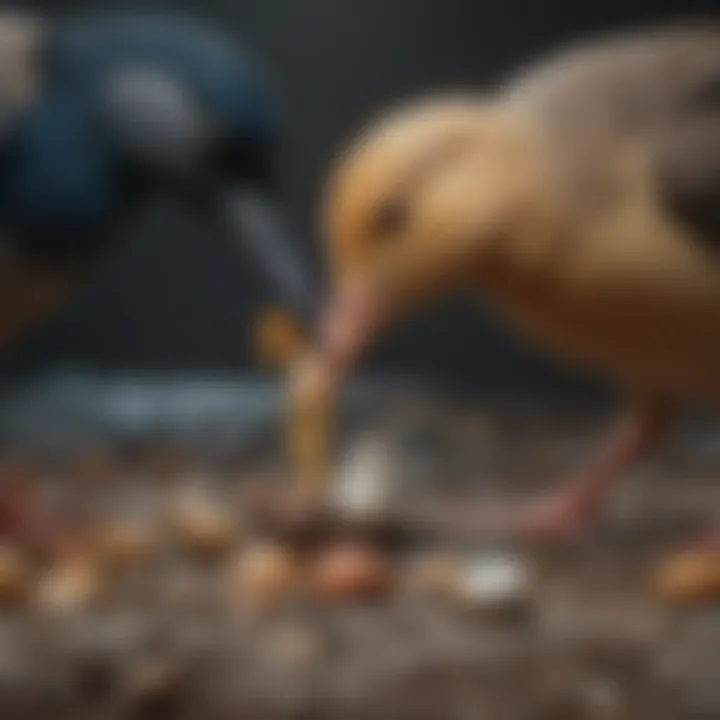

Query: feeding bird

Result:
[0,11,317,548]
[318,23,720,540]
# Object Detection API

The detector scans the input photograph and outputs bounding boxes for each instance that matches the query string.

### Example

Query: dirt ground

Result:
[0,392,718,719]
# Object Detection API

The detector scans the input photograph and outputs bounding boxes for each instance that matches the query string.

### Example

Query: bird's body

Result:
[320,23,720,537]
[491,25,720,404]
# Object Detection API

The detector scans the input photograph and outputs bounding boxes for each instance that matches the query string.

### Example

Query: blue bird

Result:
[0,10,318,551]
[0,10,317,349]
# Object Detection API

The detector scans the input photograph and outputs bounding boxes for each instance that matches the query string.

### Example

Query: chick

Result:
[319,24,720,538]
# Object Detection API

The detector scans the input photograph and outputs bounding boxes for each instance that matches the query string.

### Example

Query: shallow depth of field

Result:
[0,378,717,720]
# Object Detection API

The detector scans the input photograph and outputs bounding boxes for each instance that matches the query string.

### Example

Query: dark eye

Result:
[374,199,407,239]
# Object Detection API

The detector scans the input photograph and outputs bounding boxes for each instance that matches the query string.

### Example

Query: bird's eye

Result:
[374,200,407,239]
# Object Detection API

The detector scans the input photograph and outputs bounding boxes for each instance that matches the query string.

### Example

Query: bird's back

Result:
[504,23,720,142]
[481,25,720,404]
[502,24,720,222]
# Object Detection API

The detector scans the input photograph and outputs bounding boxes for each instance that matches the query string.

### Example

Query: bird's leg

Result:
[443,399,673,540]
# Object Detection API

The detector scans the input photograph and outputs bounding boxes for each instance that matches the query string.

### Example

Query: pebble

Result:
[171,485,236,559]
[455,553,532,616]
[96,520,155,568]
[226,543,301,611]
[656,550,720,606]
[36,558,103,614]
[312,543,391,602]
[402,552,462,603]
[333,434,397,521]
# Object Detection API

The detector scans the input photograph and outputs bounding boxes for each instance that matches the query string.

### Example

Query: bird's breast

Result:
[482,198,720,405]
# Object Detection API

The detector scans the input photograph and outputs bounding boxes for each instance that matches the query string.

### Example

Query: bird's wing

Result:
[503,26,720,246]
[653,71,720,247]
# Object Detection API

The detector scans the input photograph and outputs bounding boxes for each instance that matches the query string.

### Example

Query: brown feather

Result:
[323,24,720,407]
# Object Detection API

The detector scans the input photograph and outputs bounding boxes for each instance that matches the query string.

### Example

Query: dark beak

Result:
[216,185,320,330]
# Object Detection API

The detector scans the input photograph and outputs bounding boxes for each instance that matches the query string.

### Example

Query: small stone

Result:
[402,552,462,602]
[0,545,31,607]
[455,554,532,616]
[656,550,720,605]
[312,543,392,602]
[36,558,103,614]
[226,543,301,611]
[333,434,397,521]
[171,485,236,559]
[96,520,155,568]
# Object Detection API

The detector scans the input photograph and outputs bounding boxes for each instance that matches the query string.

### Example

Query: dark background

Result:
[4,0,718,395]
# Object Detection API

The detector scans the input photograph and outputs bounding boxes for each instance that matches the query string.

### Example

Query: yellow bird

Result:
[318,23,720,539]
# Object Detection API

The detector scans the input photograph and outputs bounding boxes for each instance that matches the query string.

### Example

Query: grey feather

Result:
[504,23,720,245]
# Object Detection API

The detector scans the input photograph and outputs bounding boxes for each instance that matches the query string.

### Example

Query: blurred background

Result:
[0,4,716,719]
[4,0,716,395]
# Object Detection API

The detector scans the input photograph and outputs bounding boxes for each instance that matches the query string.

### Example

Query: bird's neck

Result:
[471,131,569,300]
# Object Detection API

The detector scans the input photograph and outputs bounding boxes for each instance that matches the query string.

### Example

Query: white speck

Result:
[333,434,397,519]
[458,554,531,612]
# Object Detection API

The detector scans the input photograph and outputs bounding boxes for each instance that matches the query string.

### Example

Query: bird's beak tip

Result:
[320,279,386,374]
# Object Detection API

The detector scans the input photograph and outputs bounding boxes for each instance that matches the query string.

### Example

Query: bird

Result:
[0,10,317,550]
[317,22,720,540]
[0,10,319,346]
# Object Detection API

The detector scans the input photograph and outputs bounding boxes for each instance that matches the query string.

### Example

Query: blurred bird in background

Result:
[0,10,317,548]
[320,23,720,542]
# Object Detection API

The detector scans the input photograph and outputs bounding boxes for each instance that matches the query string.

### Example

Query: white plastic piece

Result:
[333,434,396,519]
[457,554,531,612]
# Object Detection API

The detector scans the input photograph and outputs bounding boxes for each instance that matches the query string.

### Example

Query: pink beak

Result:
[321,278,387,378]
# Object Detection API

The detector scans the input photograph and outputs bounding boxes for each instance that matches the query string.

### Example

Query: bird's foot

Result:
[434,488,600,543]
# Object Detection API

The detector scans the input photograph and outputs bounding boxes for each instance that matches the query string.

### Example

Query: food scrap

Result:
[285,351,336,495]
[253,307,309,370]
[655,549,720,606]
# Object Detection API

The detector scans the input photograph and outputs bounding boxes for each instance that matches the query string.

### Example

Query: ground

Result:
[0,385,718,719]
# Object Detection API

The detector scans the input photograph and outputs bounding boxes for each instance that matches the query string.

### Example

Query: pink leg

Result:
[441,400,673,540]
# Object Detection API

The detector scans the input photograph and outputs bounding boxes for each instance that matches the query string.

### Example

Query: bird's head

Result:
[73,13,318,320]
[320,96,542,375]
